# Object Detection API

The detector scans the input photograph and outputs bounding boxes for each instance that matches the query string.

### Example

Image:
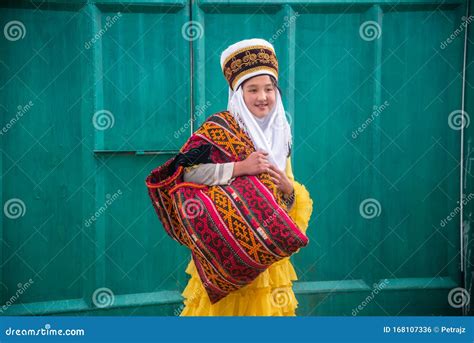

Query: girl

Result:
[177,38,314,316]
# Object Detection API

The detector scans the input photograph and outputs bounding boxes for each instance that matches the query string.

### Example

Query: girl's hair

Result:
[239,74,282,96]
[269,75,282,95]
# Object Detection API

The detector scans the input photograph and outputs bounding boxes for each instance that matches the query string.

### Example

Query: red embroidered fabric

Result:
[145,111,308,304]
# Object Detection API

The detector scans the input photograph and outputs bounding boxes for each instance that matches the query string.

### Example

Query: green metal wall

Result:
[0,0,472,316]
[463,0,474,318]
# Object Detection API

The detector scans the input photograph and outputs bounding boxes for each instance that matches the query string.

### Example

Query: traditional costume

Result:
[145,38,313,316]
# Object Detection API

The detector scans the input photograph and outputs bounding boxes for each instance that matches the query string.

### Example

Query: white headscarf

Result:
[227,81,292,171]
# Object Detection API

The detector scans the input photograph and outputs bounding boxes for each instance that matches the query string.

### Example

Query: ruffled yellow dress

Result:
[180,158,313,316]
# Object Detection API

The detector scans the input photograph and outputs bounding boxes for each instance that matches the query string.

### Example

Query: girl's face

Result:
[242,75,276,118]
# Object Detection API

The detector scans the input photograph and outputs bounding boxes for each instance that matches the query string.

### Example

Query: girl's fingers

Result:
[268,164,282,175]
[267,169,280,178]
[270,163,280,173]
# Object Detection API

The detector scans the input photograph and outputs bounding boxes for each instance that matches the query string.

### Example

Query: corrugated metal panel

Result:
[462,0,473,317]
[0,0,191,316]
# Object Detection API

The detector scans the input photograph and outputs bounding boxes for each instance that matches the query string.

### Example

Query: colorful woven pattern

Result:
[145,111,308,303]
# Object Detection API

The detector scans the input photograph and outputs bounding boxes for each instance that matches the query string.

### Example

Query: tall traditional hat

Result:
[220,38,279,91]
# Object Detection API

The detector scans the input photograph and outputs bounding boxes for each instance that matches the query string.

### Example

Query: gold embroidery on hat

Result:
[223,47,278,90]
[231,66,277,90]
[222,44,273,68]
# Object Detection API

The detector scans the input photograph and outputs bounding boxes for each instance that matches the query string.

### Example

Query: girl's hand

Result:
[268,164,294,195]
[233,150,270,177]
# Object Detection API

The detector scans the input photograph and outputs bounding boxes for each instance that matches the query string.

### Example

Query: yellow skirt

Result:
[180,181,313,316]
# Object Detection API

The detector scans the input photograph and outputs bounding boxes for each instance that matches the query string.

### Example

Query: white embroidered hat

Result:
[220,38,279,91]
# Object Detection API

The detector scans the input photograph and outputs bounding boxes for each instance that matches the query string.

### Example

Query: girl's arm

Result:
[183,150,270,186]
[183,162,235,186]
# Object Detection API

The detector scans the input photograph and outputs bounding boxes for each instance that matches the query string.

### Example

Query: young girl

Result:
[177,38,314,316]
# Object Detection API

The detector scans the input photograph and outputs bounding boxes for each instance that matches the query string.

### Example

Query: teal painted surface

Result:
[0,0,191,316]
[0,0,471,316]
[463,0,474,317]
